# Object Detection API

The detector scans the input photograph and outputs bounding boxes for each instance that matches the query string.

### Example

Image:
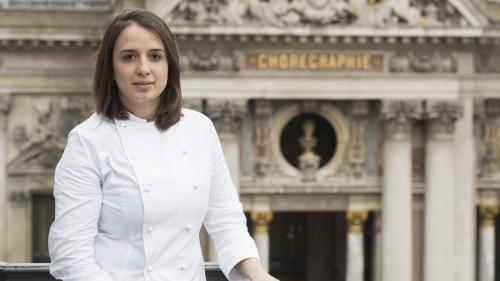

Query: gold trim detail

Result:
[346,211,368,233]
[251,211,273,234]
[480,206,499,227]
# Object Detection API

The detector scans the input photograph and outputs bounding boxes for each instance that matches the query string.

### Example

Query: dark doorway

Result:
[32,192,55,262]
[269,212,348,281]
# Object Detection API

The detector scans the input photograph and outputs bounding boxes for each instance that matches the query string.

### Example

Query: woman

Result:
[48,8,278,281]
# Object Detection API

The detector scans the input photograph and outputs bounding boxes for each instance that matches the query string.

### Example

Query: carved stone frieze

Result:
[424,101,462,141]
[167,0,471,27]
[381,101,421,141]
[348,101,368,179]
[481,100,500,177]
[476,54,500,73]
[254,100,272,178]
[389,51,457,73]
[8,96,93,175]
[181,49,240,72]
[206,100,246,135]
[8,190,30,203]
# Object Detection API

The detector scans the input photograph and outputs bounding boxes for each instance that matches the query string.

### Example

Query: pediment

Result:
[156,0,488,29]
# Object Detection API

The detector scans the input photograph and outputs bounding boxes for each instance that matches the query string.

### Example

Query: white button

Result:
[180,263,187,271]
[146,226,153,233]
[185,224,193,231]
[181,149,187,155]
[192,185,198,190]
[145,186,151,193]
[147,265,153,272]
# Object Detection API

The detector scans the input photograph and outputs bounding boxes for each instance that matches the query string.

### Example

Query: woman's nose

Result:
[136,59,151,75]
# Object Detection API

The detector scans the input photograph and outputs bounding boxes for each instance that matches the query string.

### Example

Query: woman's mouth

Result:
[133,81,154,91]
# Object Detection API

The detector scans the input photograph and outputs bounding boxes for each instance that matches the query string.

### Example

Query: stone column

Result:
[453,98,476,281]
[0,95,10,260]
[251,211,273,271]
[346,210,368,281]
[478,206,498,281]
[206,100,246,262]
[381,101,418,281]
[424,101,462,281]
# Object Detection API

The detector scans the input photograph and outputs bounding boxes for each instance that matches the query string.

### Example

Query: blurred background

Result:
[1,0,500,281]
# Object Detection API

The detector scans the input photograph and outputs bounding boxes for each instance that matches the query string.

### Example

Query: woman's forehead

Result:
[114,23,165,51]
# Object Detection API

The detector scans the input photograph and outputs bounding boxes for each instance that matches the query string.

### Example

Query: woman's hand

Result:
[235,258,279,281]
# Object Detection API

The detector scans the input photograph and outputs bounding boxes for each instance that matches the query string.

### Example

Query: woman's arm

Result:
[48,130,112,281]
[235,258,279,281]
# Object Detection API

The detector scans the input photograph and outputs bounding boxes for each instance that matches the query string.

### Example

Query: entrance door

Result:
[32,193,55,262]
[269,212,348,281]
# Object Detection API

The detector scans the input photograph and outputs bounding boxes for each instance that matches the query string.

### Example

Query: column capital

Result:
[425,101,463,140]
[381,100,421,141]
[251,211,273,234]
[206,100,246,135]
[346,210,368,233]
[479,205,498,227]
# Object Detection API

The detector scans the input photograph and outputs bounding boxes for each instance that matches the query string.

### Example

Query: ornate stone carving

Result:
[251,211,273,233]
[167,0,470,27]
[0,94,11,131]
[254,100,272,177]
[476,54,500,73]
[389,51,457,73]
[425,101,463,141]
[479,205,499,227]
[381,101,421,141]
[346,210,368,233]
[8,190,30,203]
[348,101,368,179]
[181,49,240,72]
[298,119,321,181]
[8,96,93,175]
[481,100,500,177]
[206,100,246,135]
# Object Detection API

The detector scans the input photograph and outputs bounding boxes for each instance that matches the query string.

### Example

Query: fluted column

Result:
[346,210,368,281]
[251,211,273,271]
[0,95,10,260]
[478,206,498,281]
[381,101,417,281]
[424,101,462,281]
[206,100,246,262]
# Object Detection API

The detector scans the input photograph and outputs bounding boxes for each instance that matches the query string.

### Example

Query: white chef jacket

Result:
[48,109,259,281]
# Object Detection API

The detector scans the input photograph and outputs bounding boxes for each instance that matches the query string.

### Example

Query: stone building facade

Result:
[1,0,500,281]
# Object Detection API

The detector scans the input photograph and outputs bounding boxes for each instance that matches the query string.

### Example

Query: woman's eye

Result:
[150,53,162,61]
[122,54,135,61]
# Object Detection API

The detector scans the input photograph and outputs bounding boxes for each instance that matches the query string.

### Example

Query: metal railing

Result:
[0,262,228,281]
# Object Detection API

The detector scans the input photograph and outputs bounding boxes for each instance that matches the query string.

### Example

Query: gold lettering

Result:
[299,54,307,70]
[346,55,356,69]
[337,55,347,68]
[279,54,289,70]
[363,54,371,71]
[289,54,299,69]
[308,54,318,70]
[329,55,337,68]
[356,55,363,70]
[257,54,267,69]
[268,54,278,69]
[319,54,329,70]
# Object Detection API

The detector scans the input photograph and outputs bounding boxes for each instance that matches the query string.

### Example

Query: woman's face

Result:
[112,23,168,115]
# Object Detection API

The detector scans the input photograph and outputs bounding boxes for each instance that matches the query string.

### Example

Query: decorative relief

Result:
[298,119,321,181]
[481,100,500,177]
[206,100,246,135]
[180,50,240,72]
[254,100,273,178]
[0,95,11,131]
[8,190,30,203]
[167,0,470,27]
[348,101,368,179]
[381,101,421,141]
[389,51,457,73]
[425,101,462,140]
[476,54,500,73]
[8,96,93,175]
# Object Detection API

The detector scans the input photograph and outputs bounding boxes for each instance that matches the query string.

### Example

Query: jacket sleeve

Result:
[48,130,113,281]
[202,119,260,281]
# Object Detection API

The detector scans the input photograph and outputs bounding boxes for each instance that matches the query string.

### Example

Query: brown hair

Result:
[93,9,182,131]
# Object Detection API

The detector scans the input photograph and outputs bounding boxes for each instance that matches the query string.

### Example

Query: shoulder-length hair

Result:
[93,9,182,131]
